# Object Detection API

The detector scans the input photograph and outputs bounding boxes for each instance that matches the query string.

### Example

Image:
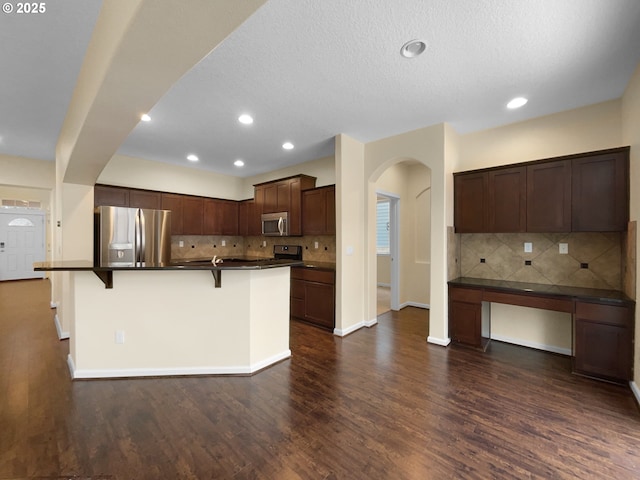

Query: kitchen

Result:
[0,0,639,392]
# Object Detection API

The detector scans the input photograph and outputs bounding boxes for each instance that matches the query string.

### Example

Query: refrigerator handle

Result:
[138,210,146,266]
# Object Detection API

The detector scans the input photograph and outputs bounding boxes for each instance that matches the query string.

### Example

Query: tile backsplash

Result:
[460,232,622,290]
[172,234,336,263]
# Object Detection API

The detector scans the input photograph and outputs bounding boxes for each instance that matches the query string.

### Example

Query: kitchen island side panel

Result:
[71,269,290,378]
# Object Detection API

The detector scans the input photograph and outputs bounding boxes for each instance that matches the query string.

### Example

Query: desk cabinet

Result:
[574,301,633,382]
[448,282,634,384]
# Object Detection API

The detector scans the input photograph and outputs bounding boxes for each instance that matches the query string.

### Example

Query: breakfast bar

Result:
[35,259,302,379]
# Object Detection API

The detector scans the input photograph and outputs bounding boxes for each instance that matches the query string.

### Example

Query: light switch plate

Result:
[179,240,184,247]
[221,240,226,247]
[559,243,568,254]
[524,242,533,253]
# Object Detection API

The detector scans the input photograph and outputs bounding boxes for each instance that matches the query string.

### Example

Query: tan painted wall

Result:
[98,154,244,200]
[0,155,55,189]
[363,124,451,343]
[375,162,431,307]
[457,99,625,353]
[621,62,640,387]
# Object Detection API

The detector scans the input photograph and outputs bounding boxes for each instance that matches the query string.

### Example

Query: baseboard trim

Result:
[399,301,430,310]
[54,314,70,340]
[630,381,640,407]
[491,334,571,356]
[67,350,291,380]
[427,336,451,347]
[334,321,365,337]
[364,317,378,327]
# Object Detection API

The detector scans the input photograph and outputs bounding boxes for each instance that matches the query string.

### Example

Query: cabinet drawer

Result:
[483,290,573,313]
[449,286,482,303]
[291,267,335,284]
[575,301,631,327]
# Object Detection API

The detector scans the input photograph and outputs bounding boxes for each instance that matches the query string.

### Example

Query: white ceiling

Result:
[2,0,640,179]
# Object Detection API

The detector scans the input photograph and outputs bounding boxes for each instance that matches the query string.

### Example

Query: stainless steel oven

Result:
[261,212,289,236]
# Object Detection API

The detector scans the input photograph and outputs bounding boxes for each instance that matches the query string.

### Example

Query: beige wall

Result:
[621,62,640,388]
[99,154,245,200]
[377,255,391,285]
[0,155,55,189]
[375,162,431,307]
[363,124,451,344]
[459,99,622,170]
[457,99,627,355]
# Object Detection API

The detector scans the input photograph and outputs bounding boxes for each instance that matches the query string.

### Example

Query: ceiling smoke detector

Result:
[400,40,427,58]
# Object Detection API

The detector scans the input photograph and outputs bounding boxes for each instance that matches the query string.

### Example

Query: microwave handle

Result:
[278,216,284,236]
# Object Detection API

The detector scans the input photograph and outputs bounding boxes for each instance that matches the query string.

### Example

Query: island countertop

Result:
[34,258,303,289]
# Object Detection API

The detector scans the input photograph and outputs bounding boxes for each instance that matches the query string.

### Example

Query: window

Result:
[8,218,35,227]
[376,200,390,255]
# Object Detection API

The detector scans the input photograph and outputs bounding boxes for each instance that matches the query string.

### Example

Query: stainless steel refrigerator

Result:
[94,206,172,267]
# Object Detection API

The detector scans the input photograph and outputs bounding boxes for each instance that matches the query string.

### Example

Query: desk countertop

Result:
[448,277,634,305]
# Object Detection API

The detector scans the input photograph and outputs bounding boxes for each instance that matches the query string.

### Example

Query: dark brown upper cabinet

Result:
[488,166,526,232]
[204,199,239,236]
[453,147,629,234]
[161,193,184,235]
[454,172,489,233]
[94,185,129,207]
[303,185,336,235]
[181,196,204,235]
[129,189,162,209]
[526,160,572,232]
[571,151,628,232]
[254,175,316,236]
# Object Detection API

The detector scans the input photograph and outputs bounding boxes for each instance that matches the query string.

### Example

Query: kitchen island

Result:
[35,259,302,379]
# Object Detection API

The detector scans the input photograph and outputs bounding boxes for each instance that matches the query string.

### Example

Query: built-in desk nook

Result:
[448,277,635,384]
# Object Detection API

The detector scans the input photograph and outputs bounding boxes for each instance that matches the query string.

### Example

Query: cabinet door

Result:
[288,179,302,235]
[182,196,203,235]
[488,167,526,232]
[203,198,221,235]
[248,193,262,236]
[302,189,326,235]
[527,160,571,232]
[161,193,183,235]
[94,185,129,207]
[129,189,161,209]
[325,186,336,235]
[572,151,628,232]
[454,172,488,233]
[304,281,335,329]
[276,181,291,212]
[449,300,482,347]
[574,301,632,382]
[238,200,250,236]
[262,184,278,214]
[220,200,239,235]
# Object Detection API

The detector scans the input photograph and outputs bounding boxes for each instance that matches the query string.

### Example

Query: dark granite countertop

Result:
[448,277,634,305]
[34,258,303,271]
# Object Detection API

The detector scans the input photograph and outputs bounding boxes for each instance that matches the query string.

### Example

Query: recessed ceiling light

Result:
[282,142,294,150]
[238,114,253,125]
[507,97,528,109]
[140,114,151,122]
[400,39,427,58]
[234,159,245,167]
[187,154,199,162]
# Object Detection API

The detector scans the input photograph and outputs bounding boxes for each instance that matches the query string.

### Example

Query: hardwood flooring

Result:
[1,279,639,479]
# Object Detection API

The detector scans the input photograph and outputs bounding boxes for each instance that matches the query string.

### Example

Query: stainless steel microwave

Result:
[261,212,289,236]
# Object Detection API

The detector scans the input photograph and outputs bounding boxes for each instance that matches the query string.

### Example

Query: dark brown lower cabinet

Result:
[573,301,633,383]
[290,267,335,330]
[448,286,489,350]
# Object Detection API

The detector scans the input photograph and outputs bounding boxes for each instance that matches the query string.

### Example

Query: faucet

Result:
[211,255,224,265]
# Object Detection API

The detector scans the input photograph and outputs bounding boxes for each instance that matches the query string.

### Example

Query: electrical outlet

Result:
[262,240,267,247]
[524,242,532,253]
[115,330,125,344]
[559,243,568,254]
[314,241,319,249]
[178,240,184,247]
[221,240,226,247]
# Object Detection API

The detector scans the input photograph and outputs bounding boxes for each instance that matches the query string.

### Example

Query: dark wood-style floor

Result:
[2,279,639,479]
